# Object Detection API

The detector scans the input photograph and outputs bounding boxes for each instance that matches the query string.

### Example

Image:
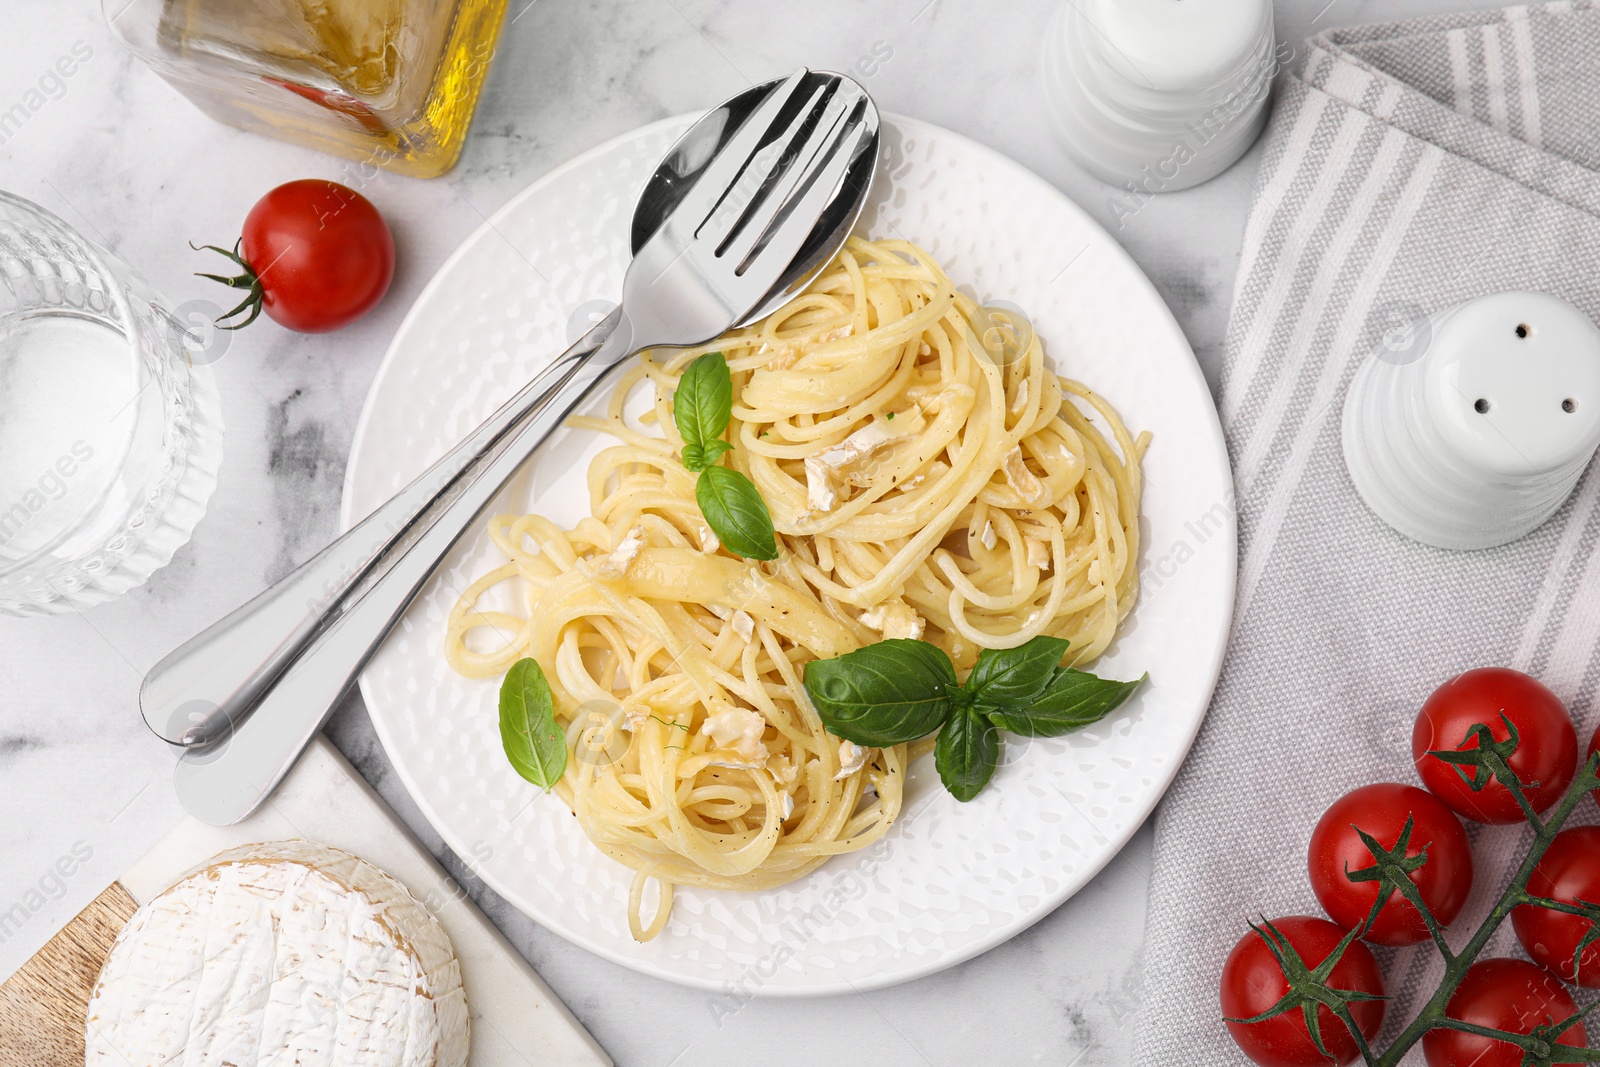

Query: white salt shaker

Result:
[1041,0,1277,195]
[1342,292,1600,551]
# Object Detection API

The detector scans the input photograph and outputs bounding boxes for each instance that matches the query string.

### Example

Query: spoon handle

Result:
[144,308,630,751]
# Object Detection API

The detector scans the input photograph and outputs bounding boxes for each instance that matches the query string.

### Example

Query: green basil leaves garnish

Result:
[936,702,1000,802]
[987,668,1147,737]
[675,352,734,473]
[968,636,1143,738]
[500,657,566,790]
[803,634,1145,802]
[672,352,778,560]
[695,465,777,561]
[803,638,959,746]
[681,440,733,473]
[965,635,1071,710]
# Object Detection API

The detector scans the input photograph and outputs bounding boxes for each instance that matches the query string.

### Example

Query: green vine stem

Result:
[1235,734,1600,1066]
[1366,748,1600,1066]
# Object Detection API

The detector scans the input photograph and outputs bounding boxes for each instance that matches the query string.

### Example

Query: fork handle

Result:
[174,312,640,823]
[143,307,631,750]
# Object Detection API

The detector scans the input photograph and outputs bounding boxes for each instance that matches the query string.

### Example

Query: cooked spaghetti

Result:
[444,237,1147,940]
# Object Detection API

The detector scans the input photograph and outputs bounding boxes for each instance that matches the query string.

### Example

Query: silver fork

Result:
[154,70,879,823]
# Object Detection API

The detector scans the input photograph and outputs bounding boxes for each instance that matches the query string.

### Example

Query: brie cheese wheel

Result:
[86,840,469,1067]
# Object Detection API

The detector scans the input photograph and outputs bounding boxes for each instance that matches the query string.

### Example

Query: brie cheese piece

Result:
[86,840,469,1067]
[700,705,768,763]
[858,599,925,640]
[834,740,869,780]
[804,420,903,512]
[594,524,646,579]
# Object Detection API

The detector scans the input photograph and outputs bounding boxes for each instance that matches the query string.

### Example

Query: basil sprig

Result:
[673,352,776,560]
[500,657,566,789]
[674,351,734,472]
[802,635,1146,802]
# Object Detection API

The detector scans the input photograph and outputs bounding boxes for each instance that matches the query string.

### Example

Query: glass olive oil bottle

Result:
[106,0,508,178]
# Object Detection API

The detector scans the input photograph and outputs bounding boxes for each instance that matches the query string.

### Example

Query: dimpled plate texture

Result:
[342,114,1236,994]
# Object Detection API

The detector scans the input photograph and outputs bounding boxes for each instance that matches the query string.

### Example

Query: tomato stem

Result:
[1328,1000,1378,1065]
[191,239,265,330]
[1429,715,1550,832]
[1344,816,1458,962]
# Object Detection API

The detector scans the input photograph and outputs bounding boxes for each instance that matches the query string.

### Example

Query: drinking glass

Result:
[0,192,223,615]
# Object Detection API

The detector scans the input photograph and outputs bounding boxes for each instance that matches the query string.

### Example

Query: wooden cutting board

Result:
[0,736,611,1067]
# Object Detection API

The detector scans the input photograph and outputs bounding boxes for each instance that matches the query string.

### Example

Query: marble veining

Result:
[0,734,45,763]
[0,0,1457,1063]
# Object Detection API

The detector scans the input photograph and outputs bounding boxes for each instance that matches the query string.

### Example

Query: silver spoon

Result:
[158,70,880,824]
[146,67,873,749]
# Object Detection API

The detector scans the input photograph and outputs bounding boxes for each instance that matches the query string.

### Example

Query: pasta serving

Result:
[444,237,1147,940]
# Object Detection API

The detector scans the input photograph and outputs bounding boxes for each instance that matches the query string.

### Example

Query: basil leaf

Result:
[673,351,732,455]
[988,669,1146,737]
[804,638,957,747]
[936,702,1000,802]
[965,635,1070,711]
[696,466,777,561]
[500,657,567,789]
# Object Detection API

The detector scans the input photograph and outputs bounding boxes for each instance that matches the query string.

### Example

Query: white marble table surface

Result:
[0,1,1475,1063]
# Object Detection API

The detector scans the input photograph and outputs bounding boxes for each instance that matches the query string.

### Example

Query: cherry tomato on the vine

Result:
[196,179,395,334]
[1412,667,1576,823]
[1221,916,1386,1067]
[1307,783,1472,946]
[1512,825,1600,986]
[1422,957,1586,1067]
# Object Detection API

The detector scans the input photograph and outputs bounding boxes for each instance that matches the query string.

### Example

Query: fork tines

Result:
[686,71,872,262]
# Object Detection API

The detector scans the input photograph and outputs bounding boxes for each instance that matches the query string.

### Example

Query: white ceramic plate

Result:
[343,114,1235,995]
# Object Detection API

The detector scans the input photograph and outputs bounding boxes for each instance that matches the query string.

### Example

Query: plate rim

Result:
[343,111,1237,995]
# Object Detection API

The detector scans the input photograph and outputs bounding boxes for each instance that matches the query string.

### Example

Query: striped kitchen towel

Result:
[1134,4,1600,1063]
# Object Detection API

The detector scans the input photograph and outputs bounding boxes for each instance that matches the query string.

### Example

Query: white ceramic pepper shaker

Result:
[1342,291,1600,551]
[1041,0,1278,198]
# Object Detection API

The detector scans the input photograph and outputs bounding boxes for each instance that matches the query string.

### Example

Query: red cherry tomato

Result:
[199,179,395,334]
[1412,668,1576,823]
[1308,783,1473,946]
[1221,916,1386,1067]
[1423,957,1586,1067]
[1512,826,1600,986]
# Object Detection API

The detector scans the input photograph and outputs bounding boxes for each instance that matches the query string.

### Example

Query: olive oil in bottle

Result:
[106,0,508,178]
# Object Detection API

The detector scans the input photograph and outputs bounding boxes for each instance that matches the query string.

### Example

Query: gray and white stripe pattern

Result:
[1135,4,1600,1062]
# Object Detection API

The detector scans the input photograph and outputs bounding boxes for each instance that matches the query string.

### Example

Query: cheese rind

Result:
[86,840,469,1067]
